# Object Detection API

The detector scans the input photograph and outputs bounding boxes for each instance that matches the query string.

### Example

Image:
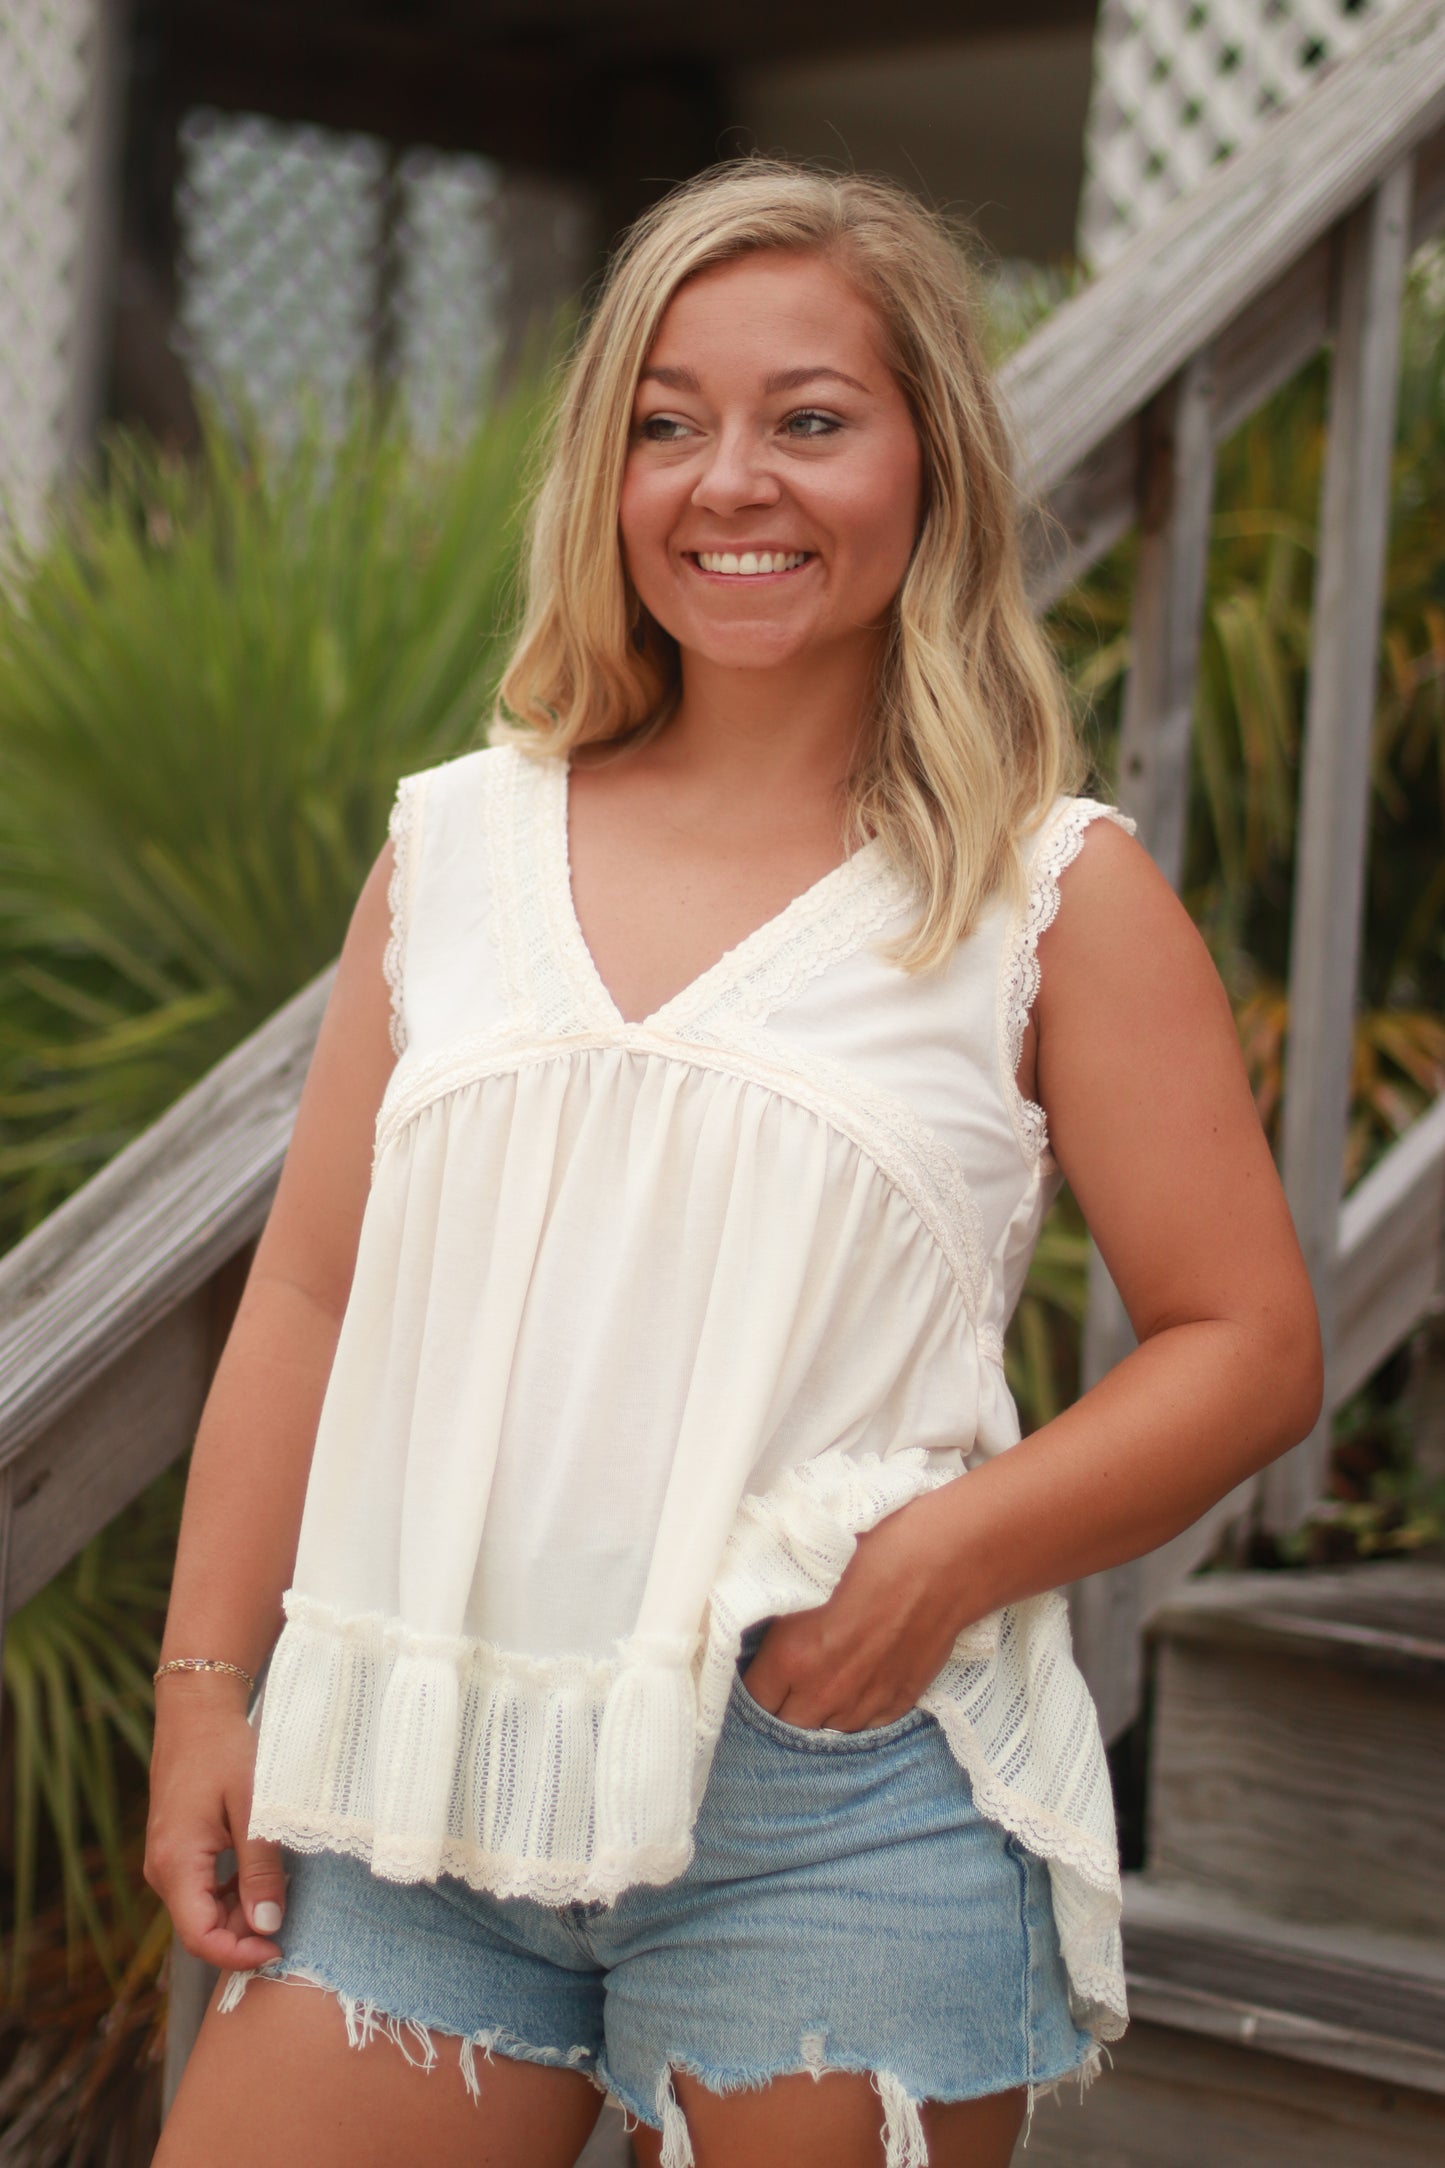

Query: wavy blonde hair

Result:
[495,158,1085,967]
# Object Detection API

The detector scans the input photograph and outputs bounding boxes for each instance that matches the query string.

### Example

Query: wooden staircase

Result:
[1026,1564,1445,2162]
[4,1,1445,2151]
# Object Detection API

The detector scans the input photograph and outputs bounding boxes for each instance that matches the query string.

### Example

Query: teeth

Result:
[696,550,808,575]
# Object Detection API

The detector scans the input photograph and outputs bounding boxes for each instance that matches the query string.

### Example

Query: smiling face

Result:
[618,250,924,684]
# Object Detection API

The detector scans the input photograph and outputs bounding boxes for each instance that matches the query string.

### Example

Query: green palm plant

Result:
[1,1474,178,2002]
[0,387,538,1244]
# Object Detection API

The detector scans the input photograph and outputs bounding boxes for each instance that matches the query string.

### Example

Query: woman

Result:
[147,162,1322,2168]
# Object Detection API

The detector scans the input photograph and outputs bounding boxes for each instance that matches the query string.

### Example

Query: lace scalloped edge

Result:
[383,775,423,1058]
[246,1809,698,1905]
[672,843,914,1035]
[999,798,1137,1166]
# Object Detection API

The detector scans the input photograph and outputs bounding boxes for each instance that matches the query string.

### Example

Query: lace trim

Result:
[998,798,1137,1167]
[527,745,912,1039]
[485,746,593,1040]
[659,840,910,1034]
[475,747,542,1040]
[383,776,424,1057]
[535,751,621,1033]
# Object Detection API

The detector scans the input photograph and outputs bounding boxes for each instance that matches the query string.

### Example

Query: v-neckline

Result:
[544,754,889,1034]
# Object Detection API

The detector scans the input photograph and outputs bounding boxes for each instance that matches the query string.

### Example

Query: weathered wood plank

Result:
[1116,350,1219,887]
[4,1292,211,1623]
[1022,420,1139,612]
[1003,0,1445,501]
[1146,1568,1445,1938]
[1123,1873,1445,2084]
[0,970,330,1465]
[1021,2019,1445,2165]
[1211,237,1333,446]
[1268,160,1416,1528]
[1332,1091,1445,1406]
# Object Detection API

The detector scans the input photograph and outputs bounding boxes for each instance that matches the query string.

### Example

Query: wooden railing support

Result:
[1266,158,1416,1529]
[1072,350,1220,1742]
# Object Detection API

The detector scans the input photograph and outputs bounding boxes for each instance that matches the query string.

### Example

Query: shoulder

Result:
[1021,794,1138,887]
[1031,798,1228,1039]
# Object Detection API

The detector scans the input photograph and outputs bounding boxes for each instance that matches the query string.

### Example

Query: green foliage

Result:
[1272,1386,1445,1567]
[1,1472,179,2001]
[0,389,538,1245]
[0,385,540,1993]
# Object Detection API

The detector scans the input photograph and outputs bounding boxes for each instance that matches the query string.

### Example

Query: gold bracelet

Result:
[153,1657,255,1691]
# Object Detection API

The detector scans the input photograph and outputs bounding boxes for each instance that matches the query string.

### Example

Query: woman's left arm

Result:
[743,819,1325,1730]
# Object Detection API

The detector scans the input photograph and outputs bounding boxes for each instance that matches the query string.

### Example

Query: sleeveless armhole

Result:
[383,773,426,1057]
[999,797,1138,1169]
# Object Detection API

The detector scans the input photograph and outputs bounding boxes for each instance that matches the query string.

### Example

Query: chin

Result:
[675,620,817,670]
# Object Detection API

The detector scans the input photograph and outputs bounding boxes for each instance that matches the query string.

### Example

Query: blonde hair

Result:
[495,158,1085,968]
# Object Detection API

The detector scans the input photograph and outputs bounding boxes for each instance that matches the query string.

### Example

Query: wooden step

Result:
[1021,1875,1445,2165]
[1143,1563,1445,1937]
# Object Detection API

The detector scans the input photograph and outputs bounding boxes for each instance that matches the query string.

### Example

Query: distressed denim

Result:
[225,1639,1097,2163]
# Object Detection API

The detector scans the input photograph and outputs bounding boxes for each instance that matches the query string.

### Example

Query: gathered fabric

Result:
[250,741,1136,2045]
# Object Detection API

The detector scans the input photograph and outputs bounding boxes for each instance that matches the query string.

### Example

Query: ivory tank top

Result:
[251,741,1134,2046]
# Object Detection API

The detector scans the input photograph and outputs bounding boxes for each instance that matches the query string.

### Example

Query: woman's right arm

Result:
[145,841,398,1971]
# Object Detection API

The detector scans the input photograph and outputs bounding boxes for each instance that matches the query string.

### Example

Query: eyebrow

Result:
[637,363,873,396]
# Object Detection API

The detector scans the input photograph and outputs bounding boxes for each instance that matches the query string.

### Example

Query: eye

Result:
[637,413,693,442]
[783,409,841,439]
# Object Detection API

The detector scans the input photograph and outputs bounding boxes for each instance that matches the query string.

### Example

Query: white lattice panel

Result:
[392,148,504,444]
[0,0,101,542]
[1080,0,1399,268]
[176,111,388,438]
[177,112,516,445]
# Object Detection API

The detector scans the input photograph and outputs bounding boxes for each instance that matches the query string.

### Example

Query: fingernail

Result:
[253,1901,283,1934]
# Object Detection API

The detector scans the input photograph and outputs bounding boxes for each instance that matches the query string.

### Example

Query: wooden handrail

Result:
[0,973,329,1620]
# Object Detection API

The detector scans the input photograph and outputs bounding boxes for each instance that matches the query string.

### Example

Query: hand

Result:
[739,1482,973,1731]
[145,1678,288,1971]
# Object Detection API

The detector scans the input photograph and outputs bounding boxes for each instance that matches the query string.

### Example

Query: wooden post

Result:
[1264,160,1415,1529]
[1072,350,1219,1743]
[0,1464,13,1736]
[162,1945,218,2119]
[63,0,127,477]
[1115,346,1218,888]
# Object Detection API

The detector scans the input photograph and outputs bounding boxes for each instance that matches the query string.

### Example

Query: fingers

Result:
[740,1615,919,1731]
[153,1849,281,1969]
[235,1827,289,1941]
[145,1794,287,1971]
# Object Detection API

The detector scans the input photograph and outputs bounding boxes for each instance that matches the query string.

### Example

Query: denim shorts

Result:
[227,1638,1096,2157]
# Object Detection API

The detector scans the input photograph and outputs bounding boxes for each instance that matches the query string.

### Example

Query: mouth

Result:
[687,549,813,578]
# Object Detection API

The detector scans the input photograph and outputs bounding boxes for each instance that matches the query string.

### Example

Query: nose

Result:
[690,423,781,516]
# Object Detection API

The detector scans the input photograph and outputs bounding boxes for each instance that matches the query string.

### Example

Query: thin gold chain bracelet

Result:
[153,1657,255,1691]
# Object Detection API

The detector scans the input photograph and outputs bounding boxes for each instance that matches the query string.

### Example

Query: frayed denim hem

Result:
[216,1961,602,2103]
[599,2032,1108,2167]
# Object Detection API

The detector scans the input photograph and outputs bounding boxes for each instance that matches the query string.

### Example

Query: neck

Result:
[661,637,881,814]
